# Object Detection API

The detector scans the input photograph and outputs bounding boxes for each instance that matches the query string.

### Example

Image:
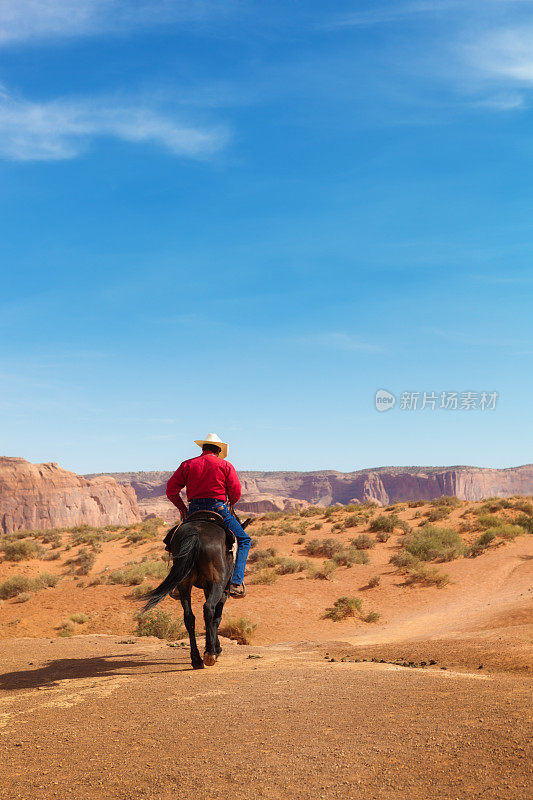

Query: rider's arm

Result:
[226,462,242,506]
[166,463,188,517]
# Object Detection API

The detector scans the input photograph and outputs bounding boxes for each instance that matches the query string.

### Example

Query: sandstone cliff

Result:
[0,457,141,534]
[88,464,533,519]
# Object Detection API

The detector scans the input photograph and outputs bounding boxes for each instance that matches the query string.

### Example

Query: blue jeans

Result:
[187,498,251,585]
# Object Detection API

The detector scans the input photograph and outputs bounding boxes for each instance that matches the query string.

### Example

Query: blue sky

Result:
[0,0,532,474]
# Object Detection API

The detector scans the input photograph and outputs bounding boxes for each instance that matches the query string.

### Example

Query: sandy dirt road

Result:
[0,635,530,800]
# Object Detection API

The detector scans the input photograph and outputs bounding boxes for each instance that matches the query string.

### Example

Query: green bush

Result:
[66,547,96,575]
[107,559,168,585]
[304,538,343,558]
[369,515,397,533]
[136,609,185,640]
[389,551,419,569]
[431,496,461,508]
[16,592,32,603]
[467,530,495,557]
[517,514,533,534]
[330,547,369,567]
[485,524,524,541]
[366,575,381,588]
[324,596,362,621]
[403,564,450,587]
[276,557,305,575]
[403,526,465,562]
[310,522,323,530]
[344,514,363,528]
[70,613,90,624]
[408,500,425,508]
[307,560,337,580]
[33,572,60,589]
[248,547,277,564]
[426,508,450,522]
[248,568,278,585]
[476,513,502,529]
[218,615,257,644]
[126,518,164,543]
[0,575,33,599]
[331,522,345,532]
[376,530,391,543]
[299,506,323,517]
[350,534,375,550]
[2,540,43,561]
[363,611,381,623]
[57,621,75,637]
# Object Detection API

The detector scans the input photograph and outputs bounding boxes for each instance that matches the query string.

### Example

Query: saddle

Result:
[163,511,236,553]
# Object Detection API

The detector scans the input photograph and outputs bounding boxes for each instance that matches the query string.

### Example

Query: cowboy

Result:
[165,433,251,598]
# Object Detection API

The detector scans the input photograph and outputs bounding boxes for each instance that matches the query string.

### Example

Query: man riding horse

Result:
[165,433,251,598]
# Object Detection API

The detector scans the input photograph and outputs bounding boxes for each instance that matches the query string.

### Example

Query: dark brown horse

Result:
[142,512,252,669]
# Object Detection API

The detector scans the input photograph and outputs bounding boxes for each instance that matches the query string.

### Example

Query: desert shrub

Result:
[331,522,345,532]
[126,518,165,543]
[479,499,513,513]
[408,500,425,508]
[70,613,90,624]
[350,534,375,550]
[57,621,75,637]
[369,515,396,533]
[307,559,337,580]
[323,506,343,518]
[33,572,60,589]
[15,592,32,603]
[299,506,323,517]
[136,609,185,640]
[426,508,450,522]
[72,529,104,547]
[516,514,533,534]
[310,523,323,531]
[389,551,419,569]
[330,547,359,567]
[511,500,533,515]
[107,559,168,585]
[218,615,257,644]
[485,524,524,541]
[2,540,43,561]
[363,611,381,623]
[304,538,343,558]
[403,526,465,562]
[403,564,450,587]
[476,513,502,529]
[396,520,411,534]
[248,568,278,585]
[324,596,362,621]
[431,496,461,508]
[260,512,284,521]
[0,576,33,600]
[41,530,62,547]
[376,530,391,543]
[296,536,305,544]
[344,514,363,528]
[42,551,61,561]
[66,548,96,575]
[367,575,381,588]
[130,584,155,599]
[467,531,495,558]
[276,557,305,575]
[248,547,278,564]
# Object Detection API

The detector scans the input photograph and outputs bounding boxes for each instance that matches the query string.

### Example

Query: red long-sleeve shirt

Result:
[166,452,242,516]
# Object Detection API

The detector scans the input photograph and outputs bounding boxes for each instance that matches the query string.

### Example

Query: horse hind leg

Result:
[179,589,203,670]
[203,583,225,667]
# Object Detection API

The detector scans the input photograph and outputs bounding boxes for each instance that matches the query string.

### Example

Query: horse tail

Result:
[141,532,200,613]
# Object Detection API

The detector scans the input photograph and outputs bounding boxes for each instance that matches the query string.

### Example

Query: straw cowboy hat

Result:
[194,433,228,460]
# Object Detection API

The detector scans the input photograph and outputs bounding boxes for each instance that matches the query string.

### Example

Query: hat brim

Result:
[194,440,228,459]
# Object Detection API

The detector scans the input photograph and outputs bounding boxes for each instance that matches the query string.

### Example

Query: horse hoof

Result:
[203,652,217,667]
[192,661,205,670]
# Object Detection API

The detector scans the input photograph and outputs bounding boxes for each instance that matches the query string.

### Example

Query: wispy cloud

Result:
[0,86,229,161]
[462,25,533,84]
[328,1,533,29]
[0,0,231,45]
[293,332,384,354]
